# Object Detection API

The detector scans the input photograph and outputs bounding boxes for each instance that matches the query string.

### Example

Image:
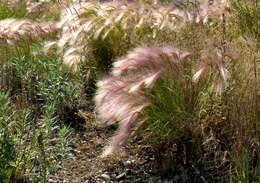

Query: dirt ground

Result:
[50,110,206,183]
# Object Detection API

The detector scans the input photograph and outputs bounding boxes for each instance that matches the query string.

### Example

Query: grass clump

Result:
[94,0,259,181]
[95,46,192,156]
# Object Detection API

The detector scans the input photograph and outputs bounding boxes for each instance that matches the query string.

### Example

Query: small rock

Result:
[165,180,173,183]
[140,160,147,165]
[148,180,153,183]
[133,169,144,175]
[123,160,132,167]
[116,172,126,180]
[173,175,180,182]
[134,178,142,182]
[100,174,110,180]
[48,179,57,183]
[73,149,81,153]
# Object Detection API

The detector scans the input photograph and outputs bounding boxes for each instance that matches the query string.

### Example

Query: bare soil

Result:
[50,110,204,183]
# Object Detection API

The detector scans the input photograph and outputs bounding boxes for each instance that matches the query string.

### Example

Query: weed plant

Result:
[0,92,16,182]
[0,38,76,182]
[0,91,73,182]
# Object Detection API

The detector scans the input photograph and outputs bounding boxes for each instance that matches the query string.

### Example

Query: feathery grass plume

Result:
[46,1,191,72]
[0,19,58,44]
[159,0,231,26]
[95,47,192,156]
[196,0,231,24]
[45,0,231,72]
[192,41,239,93]
[4,0,23,9]
[48,1,152,71]
[26,2,43,15]
[26,0,64,21]
[44,1,94,72]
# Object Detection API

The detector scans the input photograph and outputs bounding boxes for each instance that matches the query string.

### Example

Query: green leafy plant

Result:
[0,93,72,182]
[231,148,260,183]
[0,38,75,181]
[0,91,16,182]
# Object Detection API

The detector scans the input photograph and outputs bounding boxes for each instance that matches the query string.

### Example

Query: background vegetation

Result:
[0,0,259,182]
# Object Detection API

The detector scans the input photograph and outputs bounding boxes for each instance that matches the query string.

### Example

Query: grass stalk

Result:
[1,39,6,89]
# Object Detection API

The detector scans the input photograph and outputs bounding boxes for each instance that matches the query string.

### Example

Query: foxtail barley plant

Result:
[0,19,58,44]
[193,41,239,93]
[95,47,192,156]
[45,0,231,72]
